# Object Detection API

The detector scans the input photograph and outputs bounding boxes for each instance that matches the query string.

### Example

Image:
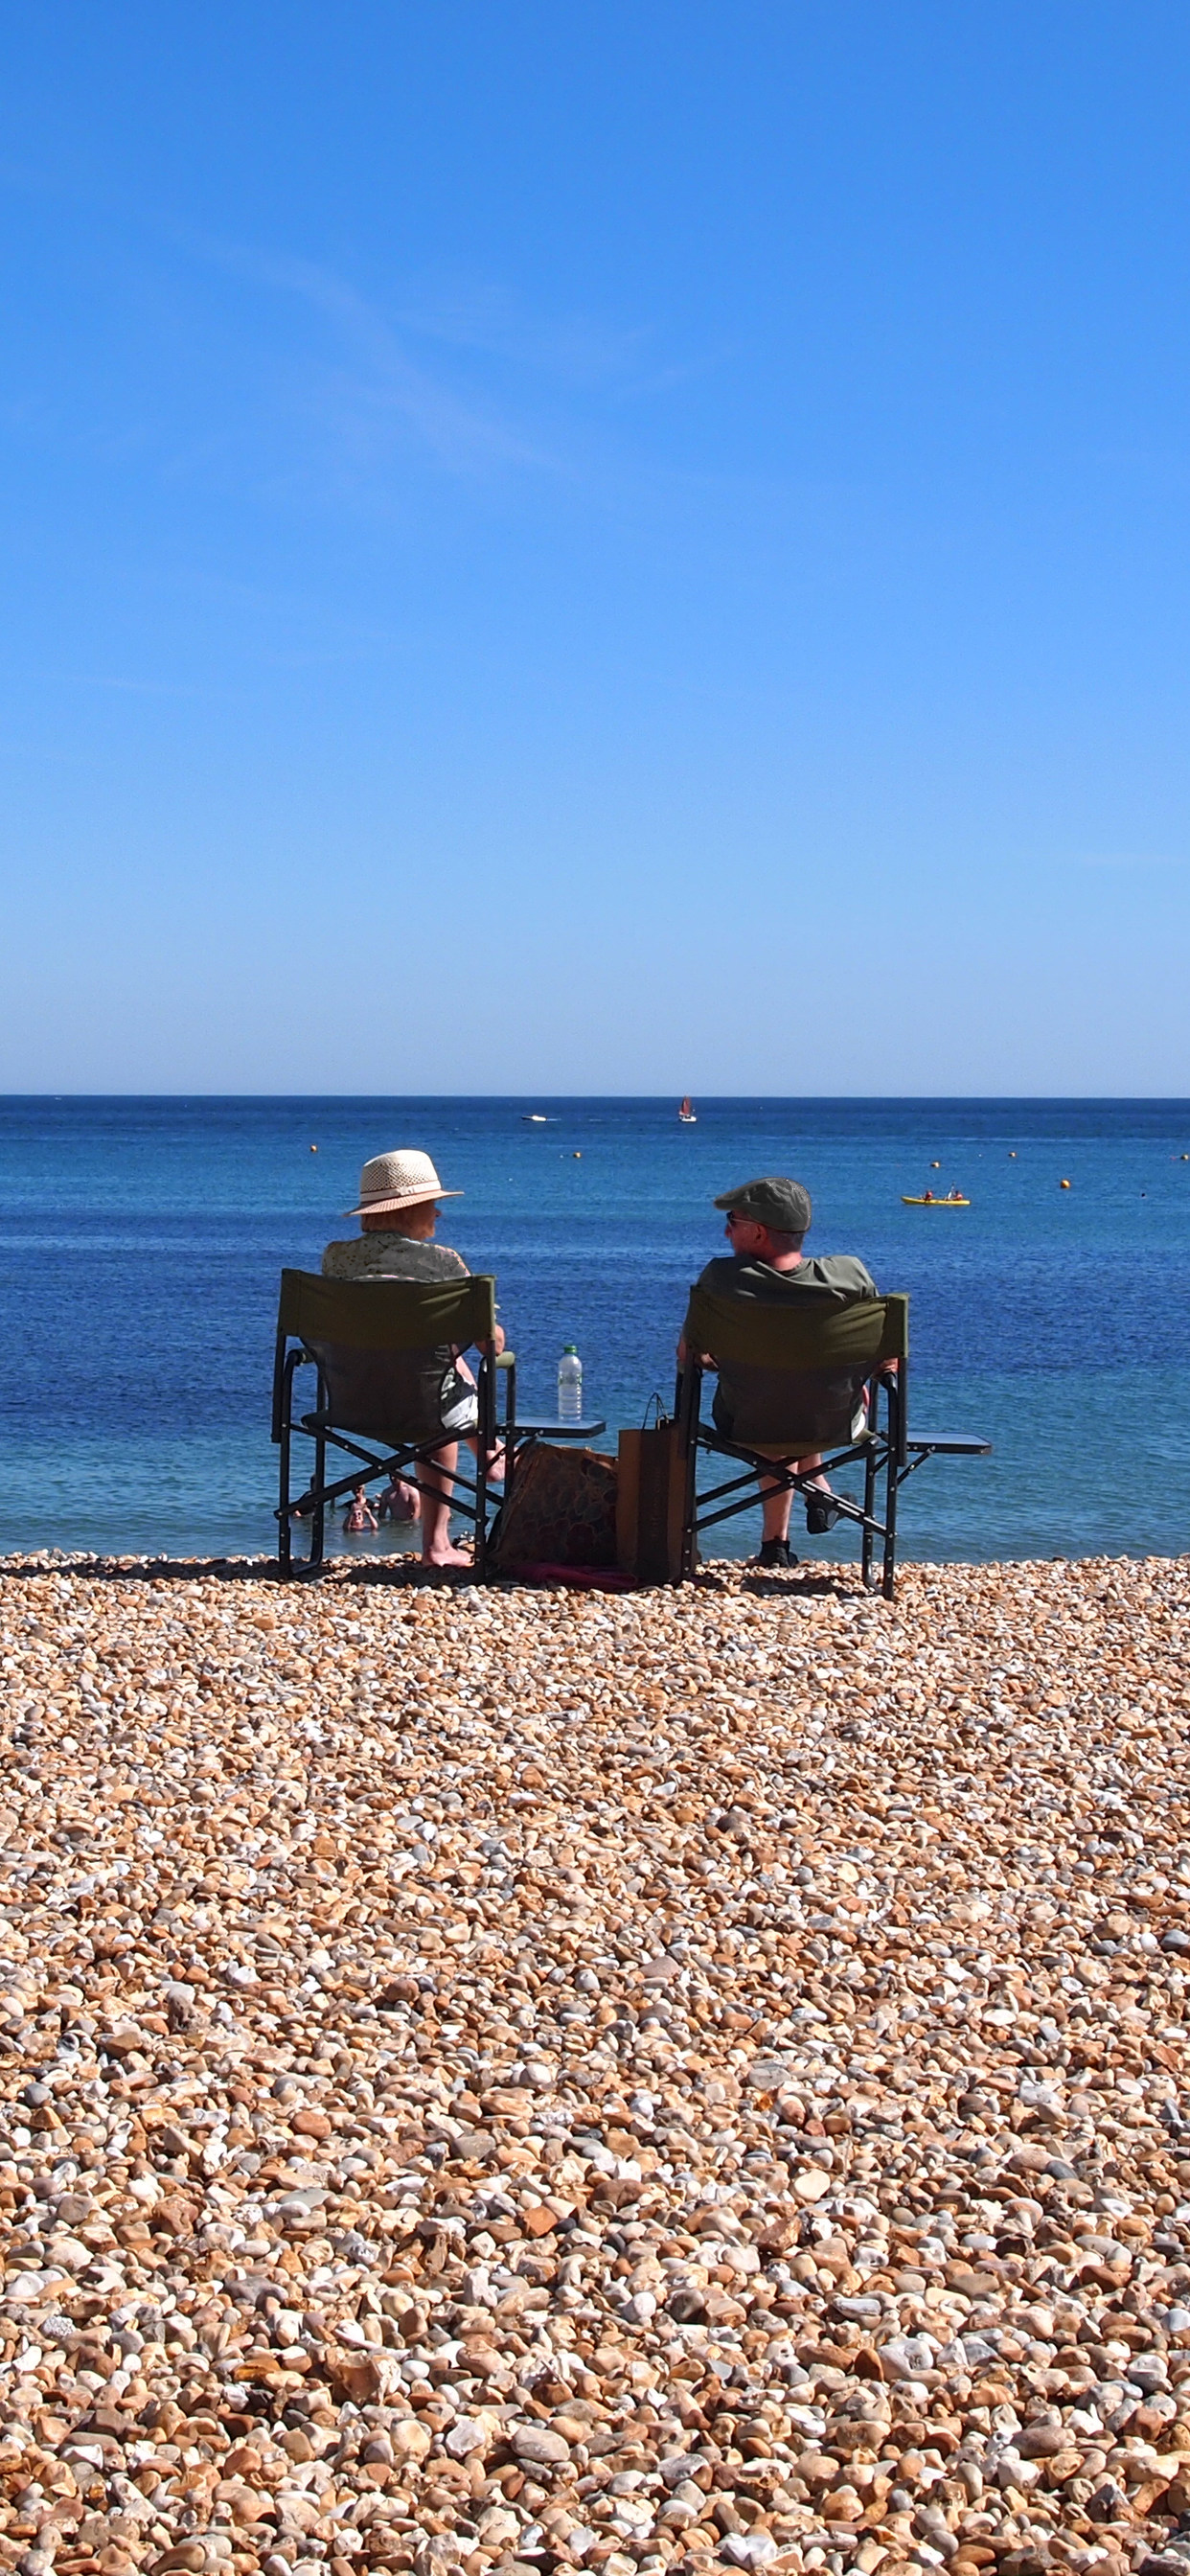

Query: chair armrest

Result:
[907,1433,992,1455]
[496,1350,515,1369]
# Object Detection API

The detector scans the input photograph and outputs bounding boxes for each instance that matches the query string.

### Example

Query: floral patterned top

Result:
[320,1234,469,1283]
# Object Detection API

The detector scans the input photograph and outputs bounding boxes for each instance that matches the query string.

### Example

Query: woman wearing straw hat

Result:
[323,1149,505,1568]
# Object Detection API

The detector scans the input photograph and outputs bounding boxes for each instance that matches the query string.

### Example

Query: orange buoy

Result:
[1060,1178,1071,1189]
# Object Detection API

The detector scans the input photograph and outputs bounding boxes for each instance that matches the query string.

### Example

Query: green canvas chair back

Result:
[277,1268,497,1449]
[686,1285,908,1456]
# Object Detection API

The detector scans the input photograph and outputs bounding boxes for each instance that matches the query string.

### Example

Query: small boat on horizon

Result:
[523,1114,549,1123]
[678,1095,697,1124]
[902,1190,970,1206]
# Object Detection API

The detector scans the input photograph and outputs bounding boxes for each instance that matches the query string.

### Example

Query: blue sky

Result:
[3,3,1190,1092]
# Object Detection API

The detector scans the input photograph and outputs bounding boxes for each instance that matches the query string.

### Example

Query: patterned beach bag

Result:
[488,1442,619,1575]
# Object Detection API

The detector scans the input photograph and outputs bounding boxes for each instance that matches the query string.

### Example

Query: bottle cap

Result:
[563,1344,578,1354]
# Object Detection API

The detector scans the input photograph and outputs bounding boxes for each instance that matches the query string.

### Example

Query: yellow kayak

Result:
[902,1193,970,1206]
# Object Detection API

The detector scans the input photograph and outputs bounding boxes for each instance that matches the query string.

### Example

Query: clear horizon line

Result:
[3,1089,1190,1107]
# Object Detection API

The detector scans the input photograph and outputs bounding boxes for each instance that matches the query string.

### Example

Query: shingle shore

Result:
[1,1552,1189,2576]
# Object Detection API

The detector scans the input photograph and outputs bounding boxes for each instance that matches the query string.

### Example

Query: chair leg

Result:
[278,1350,295,1577]
[504,1360,517,1501]
[861,1443,877,1591]
[475,1351,493,1582]
[676,1364,701,1582]
[310,1365,328,1567]
[882,1382,901,1600]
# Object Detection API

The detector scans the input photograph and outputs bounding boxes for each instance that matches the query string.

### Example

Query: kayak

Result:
[902,1194,970,1206]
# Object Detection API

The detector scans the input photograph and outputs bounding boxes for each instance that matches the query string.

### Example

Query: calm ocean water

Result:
[2,1095,1188,1567]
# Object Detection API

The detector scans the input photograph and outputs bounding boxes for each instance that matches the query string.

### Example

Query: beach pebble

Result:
[1,1545,1189,2576]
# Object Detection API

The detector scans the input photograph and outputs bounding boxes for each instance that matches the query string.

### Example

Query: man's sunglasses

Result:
[724,1210,751,1230]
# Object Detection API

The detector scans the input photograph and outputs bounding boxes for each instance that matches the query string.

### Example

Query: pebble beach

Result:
[1,1552,1188,2576]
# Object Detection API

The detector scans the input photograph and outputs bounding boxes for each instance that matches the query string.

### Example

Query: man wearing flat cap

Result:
[680,1176,878,1568]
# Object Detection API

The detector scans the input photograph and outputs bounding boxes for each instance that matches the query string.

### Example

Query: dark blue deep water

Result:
[2,1096,1188,1564]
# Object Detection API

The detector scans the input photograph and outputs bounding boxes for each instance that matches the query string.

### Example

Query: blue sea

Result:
[2,1096,1188,1567]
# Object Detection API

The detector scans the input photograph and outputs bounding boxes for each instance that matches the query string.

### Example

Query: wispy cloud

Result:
[386,273,735,412]
[0,160,738,524]
[198,238,566,481]
[386,275,652,388]
[187,236,733,502]
[0,665,232,702]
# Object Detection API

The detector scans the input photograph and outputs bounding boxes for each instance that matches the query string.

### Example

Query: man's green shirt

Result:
[684,1252,880,1448]
[689,1252,878,1312]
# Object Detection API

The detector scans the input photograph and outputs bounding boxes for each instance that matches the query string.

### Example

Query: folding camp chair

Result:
[272,1269,606,1577]
[675,1286,989,1598]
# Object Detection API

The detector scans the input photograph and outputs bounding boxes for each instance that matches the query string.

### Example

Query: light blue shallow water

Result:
[1,1095,1187,1565]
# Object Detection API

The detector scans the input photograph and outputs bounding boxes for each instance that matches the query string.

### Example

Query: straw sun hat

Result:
[344,1148,462,1218]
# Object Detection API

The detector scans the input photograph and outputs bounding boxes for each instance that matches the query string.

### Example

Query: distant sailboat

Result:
[678,1095,697,1124]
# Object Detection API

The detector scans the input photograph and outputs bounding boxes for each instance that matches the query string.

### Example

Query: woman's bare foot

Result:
[422,1540,470,1568]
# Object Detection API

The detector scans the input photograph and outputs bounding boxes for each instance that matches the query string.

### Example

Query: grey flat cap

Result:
[713,1175,812,1232]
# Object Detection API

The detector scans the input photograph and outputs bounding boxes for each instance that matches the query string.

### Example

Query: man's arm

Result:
[677,1265,722,1367]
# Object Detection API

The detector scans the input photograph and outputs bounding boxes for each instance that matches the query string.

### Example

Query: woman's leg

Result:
[420,1443,469,1566]
[464,1431,506,1483]
[450,1354,505,1482]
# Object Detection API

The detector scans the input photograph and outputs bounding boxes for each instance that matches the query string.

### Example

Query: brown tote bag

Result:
[616,1420,687,1583]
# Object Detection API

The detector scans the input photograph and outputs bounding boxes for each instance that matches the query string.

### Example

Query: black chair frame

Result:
[272,1271,608,1578]
[675,1291,989,1598]
[274,1345,512,1577]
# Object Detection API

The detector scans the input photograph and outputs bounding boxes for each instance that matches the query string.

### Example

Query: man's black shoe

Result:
[757,1537,798,1568]
[805,1495,841,1534]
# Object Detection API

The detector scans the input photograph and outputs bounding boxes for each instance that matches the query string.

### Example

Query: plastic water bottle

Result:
[558,1346,583,1423]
